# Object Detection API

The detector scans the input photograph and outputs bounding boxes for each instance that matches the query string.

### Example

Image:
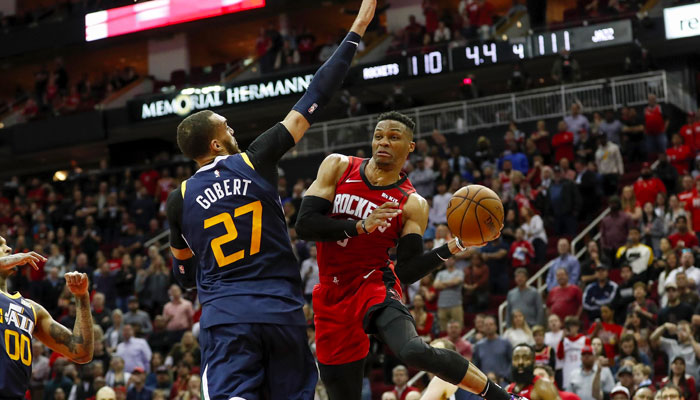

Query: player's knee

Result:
[398,337,432,370]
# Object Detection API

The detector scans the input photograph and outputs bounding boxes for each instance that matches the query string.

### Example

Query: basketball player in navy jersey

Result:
[165,1,376,399]
[295,112,515,400]
[0,236,94,399]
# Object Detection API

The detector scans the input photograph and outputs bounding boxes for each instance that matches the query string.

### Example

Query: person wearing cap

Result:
[650,320,700,382]
[152,366,172,392]
[124,296,153,337]
[610,385,630,400]
[615,228,653,281]
[615,365,635,394]
[582,264,618,320]
[126,367,153,400]
[657,278,695,327]
[659,355,697,400]
[567,344,615,400]
[633,163,666,208]
[666,133,692,176]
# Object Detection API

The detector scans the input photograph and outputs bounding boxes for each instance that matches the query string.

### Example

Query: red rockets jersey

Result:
[506,376,542,399]
[316,157,416,280]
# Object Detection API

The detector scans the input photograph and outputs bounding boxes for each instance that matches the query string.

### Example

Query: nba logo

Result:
[308,103,318,114]
[214,170,220,178]
[179,265,185,274]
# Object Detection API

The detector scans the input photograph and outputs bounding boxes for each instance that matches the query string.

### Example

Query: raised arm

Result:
[282,0,376,143]
[32,272,93,364]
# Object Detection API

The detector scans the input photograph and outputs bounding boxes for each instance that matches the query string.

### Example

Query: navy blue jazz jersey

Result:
[0,292,36,398]
[178,152,305,328]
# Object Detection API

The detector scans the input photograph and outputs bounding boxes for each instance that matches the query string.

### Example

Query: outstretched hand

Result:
[350,0,377,37]
[0,251,47,271]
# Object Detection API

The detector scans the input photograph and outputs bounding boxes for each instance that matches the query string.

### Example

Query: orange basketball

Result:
[446,185,504,246]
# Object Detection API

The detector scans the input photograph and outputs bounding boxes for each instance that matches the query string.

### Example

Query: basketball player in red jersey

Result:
[507,344,561,400]
[296,111,512,400]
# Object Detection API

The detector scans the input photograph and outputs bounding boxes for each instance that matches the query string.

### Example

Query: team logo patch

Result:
[214,170,220,178]
[308,103,318,114]
[179,265,185,274]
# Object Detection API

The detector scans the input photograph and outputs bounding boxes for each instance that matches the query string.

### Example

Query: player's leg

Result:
[200,323,265,400]
[373,307,512,400]
[318,358,365,400]
[261,324,318,400]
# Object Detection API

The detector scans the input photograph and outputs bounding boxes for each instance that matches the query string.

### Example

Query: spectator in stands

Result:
[411,294,434,342]
[430,180,451,226]
[665,249,700,290]
[583,264,618,320]
[565,103,590,145]
[531,120,552,165]
[162,285,193,343]
[574,157,601,221]
[665,196,689,236]
[391,365,419,400]
[551,50,581,84]
[614,334,650,373]
[626,282,657,329]
[546,238,580,291]
[116,324,152,373]
[127,368,152,400]
[531,325,556,372]
[124,296,153,337]
[600,197,635,265]
[547,267,583,322]
[553,121,575,164]
[657,281,695,326]
[654,153,680,195]
[666,133,692,176]
[668,216,699,251]
[506,267,543,327]
[558,317,590,390]
[520,206,547,265]
[615,227,653,280]
[434,257,464,331]
[640,202,665,257]
[615,368,634,395]
[643,93,668,156]
[679,112,698,152]
[442,320,472,359]
[599,110,624,146]
[548,166,581,237]
[589,304,623,358]
[472,315,512,380]
[462,252,489,313]
[650,321,700,382]
[620,186,642,223]
[408,157,436,198]
[503,309,534,346]
[480,235,509,294]
[317,35,339,63]
[106,356,131,388]
[595,133,625,196]
[404,15,425,48]
[433,21,451,43]
[621,107,646,163]
[634,162,666,209]
[678,175,695,210]
[300,244,318,304]
[508,229,535,271]
[659,356,697,400]
[567,345,615,400]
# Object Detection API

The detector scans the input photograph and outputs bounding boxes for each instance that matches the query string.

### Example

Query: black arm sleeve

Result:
[394,233,453,285]
[245,123,296,186]
[165,188,196,289]
[295,195,360,242]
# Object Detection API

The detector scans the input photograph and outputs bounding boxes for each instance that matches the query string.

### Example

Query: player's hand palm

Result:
[65,272,89,296]
[364,202,401,233]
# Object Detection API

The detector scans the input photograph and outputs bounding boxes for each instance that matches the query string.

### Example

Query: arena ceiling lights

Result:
[85,0,266,42]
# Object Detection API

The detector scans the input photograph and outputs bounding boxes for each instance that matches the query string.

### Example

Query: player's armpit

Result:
[31,299,93,364]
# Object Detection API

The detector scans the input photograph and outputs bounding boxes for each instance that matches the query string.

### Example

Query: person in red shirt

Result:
[422,0,438,34]
[509,228,535,270]
[644,93,668,155]
[679,112,697,152]
[586,305,623,361]
[552,120,574,164]
[139,165,160,196]
[391,365,420,400]
[546,267,582,322]
[678,175,696,209]
[688,179,700,237]
[410,294,434,342]
[666,133,692,175]
[441,320,473,360]
[668,215,699,251]
[633,162,666,208]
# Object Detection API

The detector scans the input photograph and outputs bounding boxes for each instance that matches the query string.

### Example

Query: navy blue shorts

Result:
[200,323,317,400]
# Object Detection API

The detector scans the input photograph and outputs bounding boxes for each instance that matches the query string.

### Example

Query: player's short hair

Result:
[377,111,416,139]
[534,364,555,378]
[177,110,218,160]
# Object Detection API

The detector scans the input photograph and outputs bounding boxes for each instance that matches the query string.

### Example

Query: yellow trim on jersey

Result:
[241,153,255,170]
[171,246,194,260]
[29,302,36,325]
[181,180,187,198]
[0,290,21,299]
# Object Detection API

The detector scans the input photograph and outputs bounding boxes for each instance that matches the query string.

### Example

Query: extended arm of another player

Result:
[282,0,376,143]
[420,376,458,400]
[394,195,467,285]
[31,275,94,364]
[532,377,561,400]
[165,189,197,289]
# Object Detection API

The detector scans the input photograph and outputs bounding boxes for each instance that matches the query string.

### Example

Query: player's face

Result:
[0,236,16,277]
[371,120,415,167]
[211,114,240,155]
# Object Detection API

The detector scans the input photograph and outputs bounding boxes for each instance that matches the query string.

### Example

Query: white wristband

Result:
[454,237,467,252]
